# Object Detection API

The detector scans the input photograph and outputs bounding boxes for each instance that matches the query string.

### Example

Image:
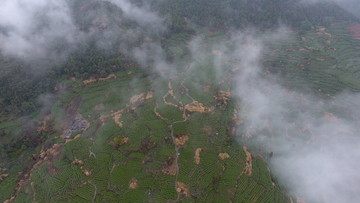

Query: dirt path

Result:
[153,63,196,202]
[149,63,195,202]
[167,118,188,201]
[4,95,88,203]
[4,134,82,203]
[91,182,98,203]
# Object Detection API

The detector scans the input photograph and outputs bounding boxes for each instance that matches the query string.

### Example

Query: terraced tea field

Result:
[2,21,360,202]
[265,23,360,96]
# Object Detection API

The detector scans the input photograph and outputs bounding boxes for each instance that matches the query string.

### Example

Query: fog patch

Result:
[0,0,166,69]
[0,0,82,62]
[209,29,360,203]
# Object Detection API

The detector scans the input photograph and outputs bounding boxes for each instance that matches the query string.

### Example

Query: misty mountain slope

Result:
[157,0,358,30]
[0,0,162,116]
[2,0,360,202]
[0,0,358,116]
[0,35,289,202]
[264,23,360,96]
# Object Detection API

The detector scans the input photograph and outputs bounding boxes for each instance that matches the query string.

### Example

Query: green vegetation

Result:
[158,0,358,31]
[1,1,360,202]
[265,23,360,96]
[0,32,290,202]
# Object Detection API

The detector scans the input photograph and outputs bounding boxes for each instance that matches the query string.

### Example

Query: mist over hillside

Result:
[1,0,360,202]
[0,0,358,115]
[303,0,360,17]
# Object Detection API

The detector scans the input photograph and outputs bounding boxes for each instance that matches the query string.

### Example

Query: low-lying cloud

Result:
[2,0,360,201]
[105,0,164,29]
[0,0,165,67]
[301,0,360,17]
[0,0,81,61]
[221,29,360,203]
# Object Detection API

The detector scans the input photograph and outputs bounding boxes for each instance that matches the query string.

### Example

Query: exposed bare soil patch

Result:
[194,148,203,164]
[185,101,213,113]
[113,110,124,128]
[83,74,117,85]
[162,157,177,176]
[242,146,253,176]
[175,134,189,147]
[176,181,190,197]
[0,173,9,181]
[71,157,91,176]
[218,153,230,160]
[129,91,153,105]
[214,90,231,106]
[316,27,332,38]
[129,178,138,189]
[348,24,360,40]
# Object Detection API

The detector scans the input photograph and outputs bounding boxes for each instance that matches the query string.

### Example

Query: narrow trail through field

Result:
[89,146,96,158]
[179,63,196,102]
[91,182,98,203]
[4,135,81,203]
[155,62,195,202]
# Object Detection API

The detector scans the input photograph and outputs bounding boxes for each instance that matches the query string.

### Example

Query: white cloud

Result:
[0,0,81,60]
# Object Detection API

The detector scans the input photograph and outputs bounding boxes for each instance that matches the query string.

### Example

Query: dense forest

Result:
[0,47,131,115]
